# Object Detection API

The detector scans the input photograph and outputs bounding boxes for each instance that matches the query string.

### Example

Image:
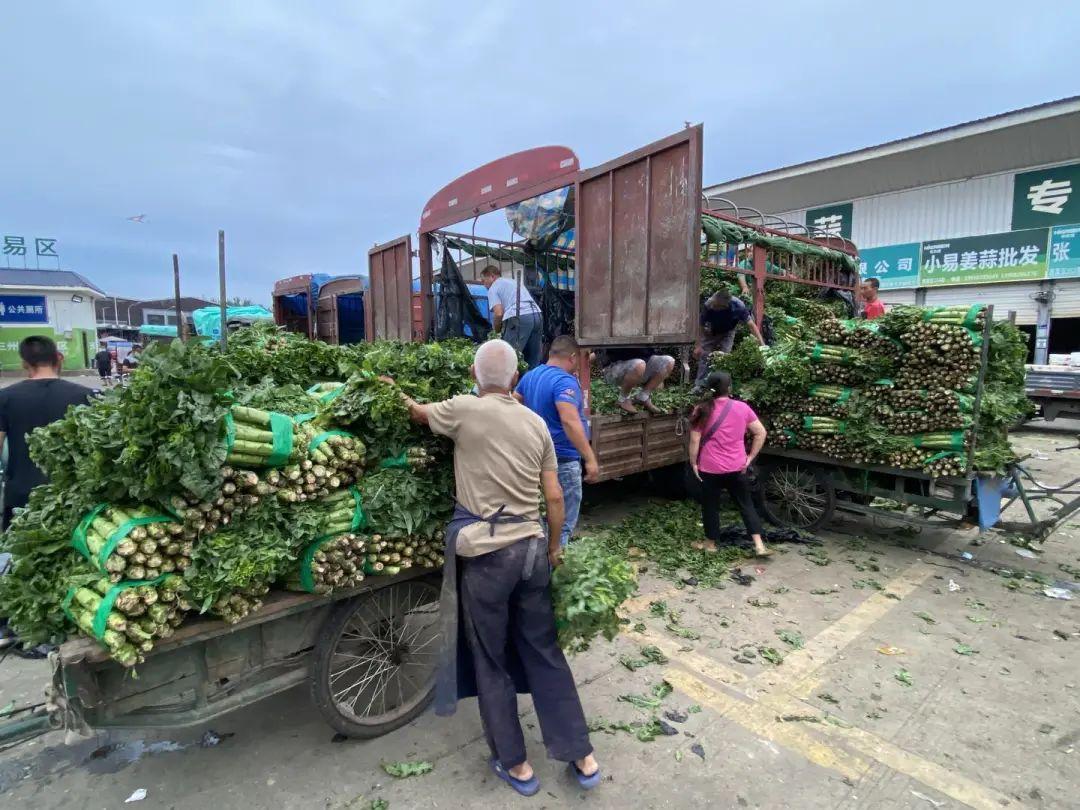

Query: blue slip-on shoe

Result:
[569,761,602,790]
[490,758,540,797]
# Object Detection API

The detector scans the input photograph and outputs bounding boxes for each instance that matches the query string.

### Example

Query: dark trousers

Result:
[701,470,763,541]
[459,539,592,769]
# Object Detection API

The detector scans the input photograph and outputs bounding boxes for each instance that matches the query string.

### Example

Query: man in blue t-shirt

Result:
[515,335,598,547]
[694,289,764,390]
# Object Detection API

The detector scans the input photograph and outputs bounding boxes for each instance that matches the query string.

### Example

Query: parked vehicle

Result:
[366,125,860,482]
[1025,363,1080,421]
[316,275,367,345]
[273,274,332,339]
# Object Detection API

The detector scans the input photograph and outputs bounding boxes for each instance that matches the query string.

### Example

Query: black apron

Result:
[433,502,542,717]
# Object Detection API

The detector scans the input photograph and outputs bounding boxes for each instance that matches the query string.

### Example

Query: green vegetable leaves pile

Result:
[551,537,638,653]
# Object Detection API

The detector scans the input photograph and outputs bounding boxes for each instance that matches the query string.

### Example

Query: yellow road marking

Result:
[756,560,934,698]
[646,558,1015,810]
[667,668,1015,810]
[663,668,871,780]
[629,626,747,684]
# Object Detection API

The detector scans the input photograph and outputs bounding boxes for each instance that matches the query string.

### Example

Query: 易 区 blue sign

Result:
[0,295,48,324]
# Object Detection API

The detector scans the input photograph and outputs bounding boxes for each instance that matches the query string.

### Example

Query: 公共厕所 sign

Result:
[0,295,48,324]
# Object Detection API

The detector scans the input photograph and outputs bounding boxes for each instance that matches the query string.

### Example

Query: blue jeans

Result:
[557,460,583,547]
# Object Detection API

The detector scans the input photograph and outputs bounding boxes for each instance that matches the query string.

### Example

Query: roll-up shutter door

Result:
[879,289,917,308]
[924,283,1040,325]
[1050,279,1080,318]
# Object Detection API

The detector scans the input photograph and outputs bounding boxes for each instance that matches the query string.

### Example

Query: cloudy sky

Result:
[1,2,1077,303]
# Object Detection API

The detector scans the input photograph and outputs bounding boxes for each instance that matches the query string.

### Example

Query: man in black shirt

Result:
[94,343,113,385]
[0,336,91,528]
[694,290,765,390]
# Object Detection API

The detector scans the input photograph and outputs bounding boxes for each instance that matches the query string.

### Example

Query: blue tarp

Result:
[192,305,274,340]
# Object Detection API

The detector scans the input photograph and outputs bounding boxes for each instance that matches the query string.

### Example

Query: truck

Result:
[272,274,333,339]
[1025,363,1080,421]
[366,125,861,482]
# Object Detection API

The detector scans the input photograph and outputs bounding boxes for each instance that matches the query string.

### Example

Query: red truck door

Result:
[367,235,414,342]
[574,125,703,345]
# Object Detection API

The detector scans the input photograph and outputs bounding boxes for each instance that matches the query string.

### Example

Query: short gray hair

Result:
[474,339,518,390]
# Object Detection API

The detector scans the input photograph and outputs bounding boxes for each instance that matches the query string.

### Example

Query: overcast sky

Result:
[1,2,1077,303]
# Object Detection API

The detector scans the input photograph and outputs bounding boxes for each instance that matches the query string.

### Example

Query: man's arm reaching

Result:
[541,468,565,566]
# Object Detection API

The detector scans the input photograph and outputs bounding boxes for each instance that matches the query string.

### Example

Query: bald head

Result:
[473,339,519,392]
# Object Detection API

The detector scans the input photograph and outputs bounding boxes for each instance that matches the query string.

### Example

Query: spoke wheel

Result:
[312,578,441,738]
[760,463,835,531]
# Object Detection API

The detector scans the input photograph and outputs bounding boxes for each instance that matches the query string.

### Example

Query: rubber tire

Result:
[758,462,837,533]
[310,579,440,739]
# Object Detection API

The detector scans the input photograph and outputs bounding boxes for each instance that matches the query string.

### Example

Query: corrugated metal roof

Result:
[0,268,105,295]
[704,96,1080,213]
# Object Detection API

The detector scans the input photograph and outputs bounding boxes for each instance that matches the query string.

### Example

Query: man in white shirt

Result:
[480,266,543,369]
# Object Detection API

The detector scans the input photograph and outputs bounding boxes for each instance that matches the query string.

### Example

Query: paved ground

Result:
[0,422,1078,809]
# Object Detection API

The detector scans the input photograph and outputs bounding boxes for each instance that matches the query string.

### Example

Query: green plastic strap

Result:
[92,574,177,638]
[957,393,975,414]
[293,412,317,425]
[808,384,821,396]
[96,513,175,572]
[836,420,848,434]
[836,388,852,404]
[802,415,814,430]
[349,485,366,531]
[62,573,178,640]
[873,378,894,388]
[266,411,295,467]
[963,304,983,329]
[379,452,410,469]
[911,435,924,448]
[782,429,798,448]
[948,430,966,451]
[298,535,339,593]
[924,450,961,465]
[71,503,109,561]
[811,343,824,361]
[309,429,353,452]
[223,412,237,452]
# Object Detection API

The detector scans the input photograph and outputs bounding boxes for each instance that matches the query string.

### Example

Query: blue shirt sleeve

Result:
[554,376,581,406]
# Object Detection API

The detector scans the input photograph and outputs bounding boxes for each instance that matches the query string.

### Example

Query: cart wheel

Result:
[759,463,835,532]
[311,579,441,739]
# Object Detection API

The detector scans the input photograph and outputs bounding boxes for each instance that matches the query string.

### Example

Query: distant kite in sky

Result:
[127,214,146,223]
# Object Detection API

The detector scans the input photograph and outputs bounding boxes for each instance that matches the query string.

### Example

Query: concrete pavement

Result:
[0,423,1077,809]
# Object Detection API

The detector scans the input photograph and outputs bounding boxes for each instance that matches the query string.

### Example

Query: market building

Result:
[95,295,216,340]
[704,96,1080,363]
[0,268,103,372]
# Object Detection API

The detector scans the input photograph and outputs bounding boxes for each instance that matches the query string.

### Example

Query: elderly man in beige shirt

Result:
[394,339,601,796]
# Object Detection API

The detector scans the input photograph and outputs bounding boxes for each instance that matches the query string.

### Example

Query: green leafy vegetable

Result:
[381,760,434,778]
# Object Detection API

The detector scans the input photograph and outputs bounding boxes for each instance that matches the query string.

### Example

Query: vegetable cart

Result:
[2,570,441,745]
[753,305,1079,541]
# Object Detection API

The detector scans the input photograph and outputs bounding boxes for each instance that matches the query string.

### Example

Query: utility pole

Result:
[218,230,227,349]
[172,254,185,341]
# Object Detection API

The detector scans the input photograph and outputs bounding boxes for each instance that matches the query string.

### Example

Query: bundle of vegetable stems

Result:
[83,507,191,581]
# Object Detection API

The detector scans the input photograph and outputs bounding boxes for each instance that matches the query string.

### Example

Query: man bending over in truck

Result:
[599,347,677,415]
[480,266,544,369]
[694,289,765,392]
[390,339,601,797]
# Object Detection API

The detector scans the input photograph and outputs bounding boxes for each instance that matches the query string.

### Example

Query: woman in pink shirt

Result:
[688,371,772,557]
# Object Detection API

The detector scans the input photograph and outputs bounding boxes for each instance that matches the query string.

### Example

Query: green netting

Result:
[701,215,859,274]
[379,452,410,469]
[296,535,343,594]
[445,237,575,274]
